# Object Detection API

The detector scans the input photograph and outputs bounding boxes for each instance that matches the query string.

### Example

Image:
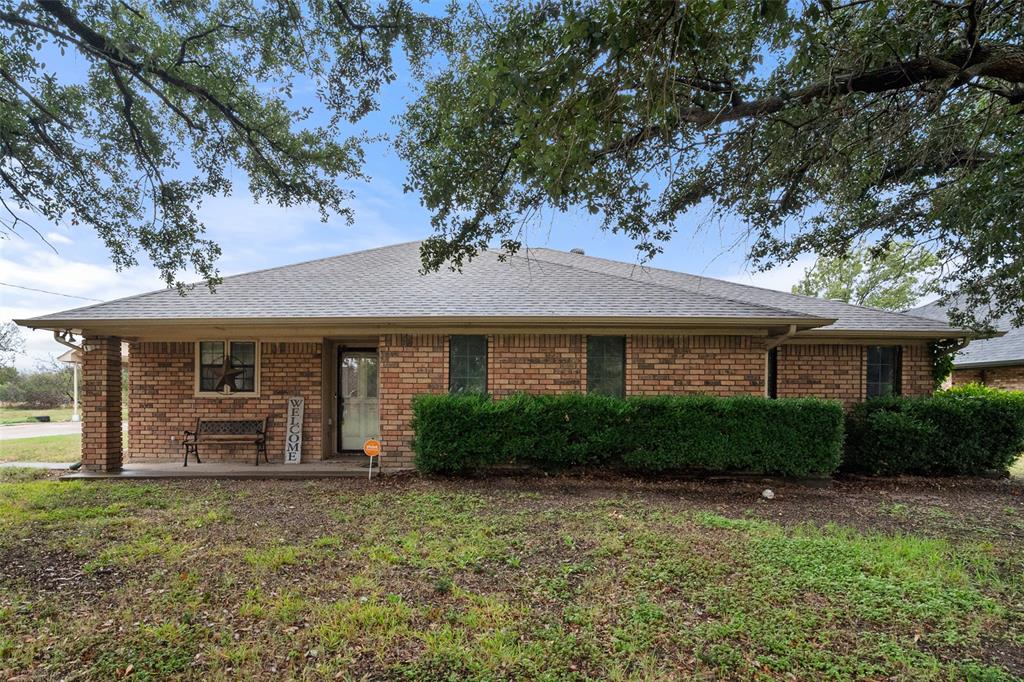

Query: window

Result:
[766,347,778,399]
[866,346,901,398]
[587,336,625,397]
[449,335,487,394]
[197,341,258,395]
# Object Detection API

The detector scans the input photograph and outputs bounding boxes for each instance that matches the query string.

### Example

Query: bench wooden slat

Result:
[182,416,270,467]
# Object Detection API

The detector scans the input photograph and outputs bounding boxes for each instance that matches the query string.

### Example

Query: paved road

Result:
[0,421,82,440]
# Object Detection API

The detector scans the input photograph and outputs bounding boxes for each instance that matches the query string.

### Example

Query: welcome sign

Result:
[283,397,304,464]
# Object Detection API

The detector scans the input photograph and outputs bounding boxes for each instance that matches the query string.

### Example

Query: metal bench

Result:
[182,417,270,467]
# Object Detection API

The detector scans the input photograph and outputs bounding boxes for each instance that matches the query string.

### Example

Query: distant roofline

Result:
[955,358,1024,370]
[528,246,970,332]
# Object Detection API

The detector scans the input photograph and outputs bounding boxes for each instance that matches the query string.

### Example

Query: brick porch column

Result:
[81,336,122,471]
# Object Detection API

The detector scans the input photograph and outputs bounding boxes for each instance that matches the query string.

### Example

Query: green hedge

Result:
[411,393,845,477]
[843,385,1024,475]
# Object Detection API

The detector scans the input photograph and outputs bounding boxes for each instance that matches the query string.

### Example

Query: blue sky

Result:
[0,31,817,370]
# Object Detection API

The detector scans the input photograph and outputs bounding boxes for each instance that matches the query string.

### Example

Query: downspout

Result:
[766,324,798,349]
[764,325,797,399]
[53,330,82,352]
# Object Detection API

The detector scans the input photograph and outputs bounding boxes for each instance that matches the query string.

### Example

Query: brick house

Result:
[17,242,968,472]
[911,297,1024,391]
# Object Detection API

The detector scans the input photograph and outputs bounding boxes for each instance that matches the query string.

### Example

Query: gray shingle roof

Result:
[22,241,965,336]
[911,298,1023,368]
[528,248,963,335]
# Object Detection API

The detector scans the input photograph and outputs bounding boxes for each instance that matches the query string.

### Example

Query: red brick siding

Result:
[952,364,1024,390]
[626,335,767,396]
[777,343,932,407]
[121,335,938,470]
[378,334,448,470]
[127,341,322,463]
[901,344,934,397]
[81,336,123,471]
[489,334,586,397]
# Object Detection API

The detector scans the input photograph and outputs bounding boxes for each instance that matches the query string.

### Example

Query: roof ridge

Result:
[31,240,424,320]
[516,249,823,321]
[528,247,948,323]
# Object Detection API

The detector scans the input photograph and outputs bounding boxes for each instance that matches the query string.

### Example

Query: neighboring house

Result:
[17,241,967,472]
[911,297,1024,390]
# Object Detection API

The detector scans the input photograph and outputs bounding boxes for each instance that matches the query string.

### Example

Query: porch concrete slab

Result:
[61,460,374,480]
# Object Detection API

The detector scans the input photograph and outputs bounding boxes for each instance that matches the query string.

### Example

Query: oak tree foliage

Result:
[399,0,1024,328]
[792,241,939,311]
[0,0,446,288]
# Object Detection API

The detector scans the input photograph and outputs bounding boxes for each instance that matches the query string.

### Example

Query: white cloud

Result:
[719,255,816,293]
[45,231,73,246]
[1,241,164,370]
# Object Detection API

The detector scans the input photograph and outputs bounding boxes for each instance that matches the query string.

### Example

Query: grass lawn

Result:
[0,406,74,425]
[0,473,1021,680]
[0,434,81,463]
[1011,455,1024,480]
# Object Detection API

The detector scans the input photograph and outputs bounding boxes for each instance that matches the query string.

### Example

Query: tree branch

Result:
[603,42,1024,156]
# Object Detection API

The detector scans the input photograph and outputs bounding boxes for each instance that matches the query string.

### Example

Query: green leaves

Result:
[411,392,845,477]
[400,0,1024,327]
[792,240,939,310]
[844,389,1024,475]
[0,0,448,287]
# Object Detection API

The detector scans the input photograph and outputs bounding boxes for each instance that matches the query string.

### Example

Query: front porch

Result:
[73,335,402,473]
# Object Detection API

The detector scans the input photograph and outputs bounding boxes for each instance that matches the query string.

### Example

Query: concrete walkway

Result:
[0,421,82,440]
[0,422,128,440]
[0,461,74,469]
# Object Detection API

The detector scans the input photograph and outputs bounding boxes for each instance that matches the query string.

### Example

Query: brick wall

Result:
[489,334,586,397]
[377,334,773,467]
[626,335,766,396]
[128,341,322,463]
[378,334,448,470]
[125,335,938,469]
[952,364,1024,390]
[777,343,933,407]
[901,344,934,397]
[81,336,123,471]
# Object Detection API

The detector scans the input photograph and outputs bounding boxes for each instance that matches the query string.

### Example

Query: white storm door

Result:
[340,351,379,451]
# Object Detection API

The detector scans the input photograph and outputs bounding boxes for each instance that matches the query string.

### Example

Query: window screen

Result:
[866,346,901,398]
[587,336,626,398]
[230,341,256,392]
[198,341,256,393]
[198,341,225,392]
[449,335,488,394]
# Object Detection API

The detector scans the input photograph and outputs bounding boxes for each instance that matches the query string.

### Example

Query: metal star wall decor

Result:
[214,359,244,393]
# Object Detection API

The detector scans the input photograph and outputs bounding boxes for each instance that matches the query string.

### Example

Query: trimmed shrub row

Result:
[411,393,845,477]
[843,384,1024,475]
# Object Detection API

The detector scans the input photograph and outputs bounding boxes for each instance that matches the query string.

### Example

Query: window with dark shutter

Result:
[449,335,488,394]
[587,336,626,398]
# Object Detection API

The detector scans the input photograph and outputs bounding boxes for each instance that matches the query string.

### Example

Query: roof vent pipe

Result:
[569,248,585,255]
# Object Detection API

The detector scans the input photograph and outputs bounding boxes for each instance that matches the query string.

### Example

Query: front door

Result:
[338,350,379,451]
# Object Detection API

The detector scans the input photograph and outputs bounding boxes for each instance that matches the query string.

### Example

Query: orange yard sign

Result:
[363,439,381,480]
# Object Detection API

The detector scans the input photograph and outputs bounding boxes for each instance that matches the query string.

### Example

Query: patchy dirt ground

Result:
[1,470,1022,680]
